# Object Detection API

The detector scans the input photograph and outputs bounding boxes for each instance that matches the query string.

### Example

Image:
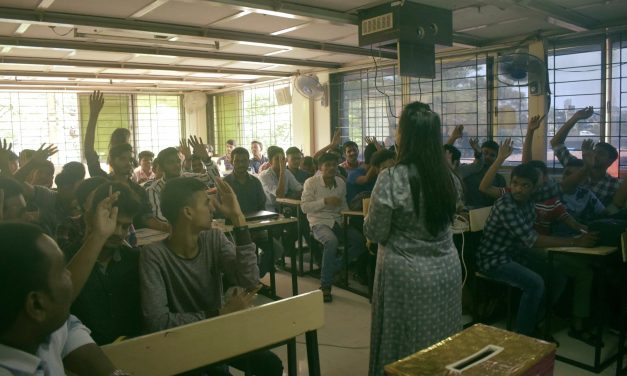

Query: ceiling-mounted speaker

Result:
[274,86,292,106]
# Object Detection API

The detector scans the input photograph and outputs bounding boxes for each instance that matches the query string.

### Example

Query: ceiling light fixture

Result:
[270,23,310,36]
[14,24,31,35]
[237,41,290,49]
[456,24,487,33]
[130,0,169,18]
[0,46,12,53]
[264,49,292,56]
[546,16,587,32]
[36,0,56,9]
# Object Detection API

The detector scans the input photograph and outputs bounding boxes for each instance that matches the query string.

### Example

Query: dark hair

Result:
[191,154,202,162]
[481,140,499,152]
[33,160,55,176]
[396,102,457,236]
[318,153,339,165]
[0,222,49,334]
[109,143,133,160]
[527,160,548,178]
[110,128,131,148]
[511,163,540,185]
[443,144,461,163]
[251,140,263,150]
[267,146,284,161]
[364,144,377,165]
[0,177,24,201]
[55,162,85,188]
[7,150,18,161]
[138,150,154,160]
[343,141,358,153]
[90,182,140,218]
[226,139,236,146]
[161,177,208,224]
[596,142,618,164]
[157,147,179,162]
[231,147,249,160]
[19,149,35,161]
[75,177,108,210]
[152,157,160,168]
[301,156,315,168]
[566,159,585,168]
[370,149,396,167]
[286,147,302,157]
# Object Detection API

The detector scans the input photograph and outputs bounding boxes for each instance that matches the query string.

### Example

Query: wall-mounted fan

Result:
[183,91,207,112]
[497,50,548,97]
[294,73,328,106]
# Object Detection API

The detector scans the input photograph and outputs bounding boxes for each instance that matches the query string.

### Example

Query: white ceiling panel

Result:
[139,1,239,26]
[219,43,284,55]
[49,66,107,73]
[312,53,363,64]
[218,13,305,34]
[221,74,263,80]
[127,54,182,64]
[4,46,71,58]
[453,5,534,32]
[68,50,132,61]
[329,34,359,46]
[21,24,75,39]
[100,68,149,75]
[285,23,356,42]
[176,58,231,67]
[0,0,40,8]
[145,69,190,76]
[187,72,229,78]
[466,18,561,41]
[285,0,377,12]
[0,63,47,71]
[48,0,157,18]
[0,22,22,36]
[276,48,334,59]
[221,61,277,70]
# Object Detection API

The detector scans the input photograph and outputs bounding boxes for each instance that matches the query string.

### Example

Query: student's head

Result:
[161,177,212,229]
[89,183,140,249]
[593,142,618,170]
[251,140,263,158]
[55,162,86,199]
[443,144,461,169]
[562,159,584,194]
[191,155,205,174]
[267,146,285,168]
[318,153,338,179]
[138,150,154,170]
[370,149,396,170]
[18,149,35,167]
[0,177,26,221]
[481,140,499,166]
[109,128,131,148]
[7,150,18,174]
[286,147,303,170]
[152,157,161,178]
[75,177,108,212]
[157,147,182,179]
[510,163,541,203]
[30,160,55,188]
[108,143,133,177]
[231,147,250,175]
[526,160,548,184]
[300,156,316,175]
[226,139,236,155]
[363,144,377,166]
[0,223,72,338]
[343,141,359,164]
[396,101,457,236]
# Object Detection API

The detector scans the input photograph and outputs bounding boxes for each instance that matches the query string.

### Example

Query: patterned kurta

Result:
[364,165,462,376]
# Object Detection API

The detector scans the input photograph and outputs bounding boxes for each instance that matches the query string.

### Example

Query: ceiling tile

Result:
[283,23,356,42]
[221,74,263,80]
[139,1,240,26]
[48,0,157,18]
[21,24,75,39]
[0,23,22,36]
[100,68,149,75]
[145,69,189,76]
[127,54,182,64]
[49,66,106,73]
[0,63,47,71]
[187,72,229,78]
[275,48,333,59]
[0,0,40,8]
[217,13,305,34]
[219,43,284,55]
[68,50,132,61]
[221,61,276,70]
[4,46,71,59]
[176,58,231,67]
[312,53,363,64]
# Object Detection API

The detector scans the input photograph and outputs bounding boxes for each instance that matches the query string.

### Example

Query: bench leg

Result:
[287,339,297,376]
[305,330,321,376]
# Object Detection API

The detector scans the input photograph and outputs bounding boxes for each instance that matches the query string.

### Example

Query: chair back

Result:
[469,206,492,232]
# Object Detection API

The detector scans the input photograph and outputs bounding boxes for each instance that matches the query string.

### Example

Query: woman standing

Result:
[365,102,462,375]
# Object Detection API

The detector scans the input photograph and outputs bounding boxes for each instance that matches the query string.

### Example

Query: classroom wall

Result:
[291,84,312,155]
[183,95,208,143]
[311,72,331,155]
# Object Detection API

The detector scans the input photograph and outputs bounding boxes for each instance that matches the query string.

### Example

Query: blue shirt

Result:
[346,166,374,204]
[249,156,268,174]
[223,173,267,213]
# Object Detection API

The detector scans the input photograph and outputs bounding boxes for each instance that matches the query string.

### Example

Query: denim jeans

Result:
[311,223,366,288]
[483,249,567,336]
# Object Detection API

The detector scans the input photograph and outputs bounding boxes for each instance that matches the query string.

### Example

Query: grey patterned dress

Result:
[364,164,462,376]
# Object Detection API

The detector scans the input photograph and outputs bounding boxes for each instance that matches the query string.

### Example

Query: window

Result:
[0,92,81,170]
[134,94,183,155]
[79,93,131,161]
[211,80,293,156]
[611,32,627,176]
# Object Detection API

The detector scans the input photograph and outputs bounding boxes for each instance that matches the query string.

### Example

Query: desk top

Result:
[276,198,301,206]
[546,246,617,256]
[341,210,364,217]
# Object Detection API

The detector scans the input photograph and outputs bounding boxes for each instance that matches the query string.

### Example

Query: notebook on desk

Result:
[225,210,279,224]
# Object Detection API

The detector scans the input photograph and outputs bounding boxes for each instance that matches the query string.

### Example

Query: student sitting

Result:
[477,162,597,337]
[64,183,142,345]
[140,177,282,376]
[259,146,302,212]
[0,176,27,221]
[558,159,605,233]
[217,139,235,173]
[250,140,268,174]
[460,139,506,209]
[301,153,367,303]
[0,222,125,375]
[286,146,311,184]
[132,150,155,184]
[550,106,620,205]
[300,156,317,176]
[346,143,378,205]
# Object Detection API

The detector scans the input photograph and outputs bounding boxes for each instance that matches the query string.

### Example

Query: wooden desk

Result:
[545,245,618,373]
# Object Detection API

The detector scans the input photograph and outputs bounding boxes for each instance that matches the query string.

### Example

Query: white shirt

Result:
[258,168,303,212]
[0,315,94,376]
[300,175,348,228]
[131,166,155,184]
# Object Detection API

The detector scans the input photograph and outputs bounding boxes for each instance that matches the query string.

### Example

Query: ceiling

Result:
[0,0,625,93]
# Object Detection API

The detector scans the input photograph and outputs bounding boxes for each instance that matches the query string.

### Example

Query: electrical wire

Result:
[49,26,74,37]
[370,45,398,119]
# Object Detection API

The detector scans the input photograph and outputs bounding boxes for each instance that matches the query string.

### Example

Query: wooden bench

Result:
[102,290,324,376]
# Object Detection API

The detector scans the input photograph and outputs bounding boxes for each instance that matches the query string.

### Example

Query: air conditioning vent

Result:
[361,13,393,36]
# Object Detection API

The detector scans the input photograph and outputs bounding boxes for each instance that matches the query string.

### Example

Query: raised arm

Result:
[522,114,545,163]
[313,128,341,161]
[550,106,593,148]
[179,138,192,172]
[560,139,594,193]
[479,138,512,199]
[446,124,464,146]
[83,91,108,177]
[8,142,57,199]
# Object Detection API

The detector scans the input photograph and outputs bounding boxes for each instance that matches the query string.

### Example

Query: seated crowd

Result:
[1,90,626,375]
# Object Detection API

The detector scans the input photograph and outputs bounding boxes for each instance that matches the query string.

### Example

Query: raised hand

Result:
[469,137,480,153]
[574,106,594,121]
[89,90,104,114]
[0,139,12,171]
[211,176,245,226]
[527,114,546,133]
[582,139,595,168]
[32,143,58,161]
[91,186,119,238]
[331,129,341,147]
[497,138,513,161]
[451,124,464,140]
[179,138,192,160]
[188,135,210,161]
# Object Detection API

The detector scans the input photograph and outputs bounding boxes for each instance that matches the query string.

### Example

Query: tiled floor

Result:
[232,269,625,376]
